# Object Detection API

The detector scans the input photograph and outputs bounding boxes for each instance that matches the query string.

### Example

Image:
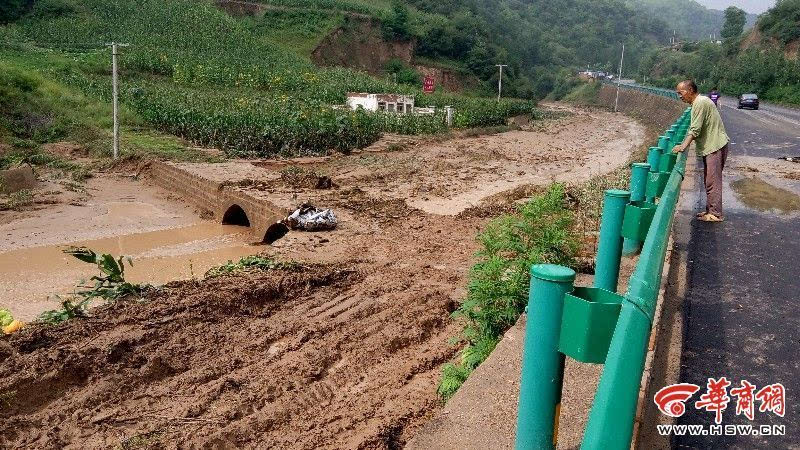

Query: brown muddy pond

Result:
[0,222,259,321]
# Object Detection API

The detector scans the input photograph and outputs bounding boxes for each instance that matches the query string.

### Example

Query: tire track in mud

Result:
[0,261,460,449]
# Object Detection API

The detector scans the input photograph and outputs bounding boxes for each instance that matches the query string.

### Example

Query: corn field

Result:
[3,0,539,156]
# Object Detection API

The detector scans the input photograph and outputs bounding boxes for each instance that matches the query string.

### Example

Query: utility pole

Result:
[496,64,508,101]
[107,42,129,159]
[614,43,624,113]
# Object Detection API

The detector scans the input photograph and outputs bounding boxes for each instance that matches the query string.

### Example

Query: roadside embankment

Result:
[595,84,686,133]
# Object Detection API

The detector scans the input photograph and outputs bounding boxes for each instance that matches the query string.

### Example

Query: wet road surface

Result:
[675,99,800,448]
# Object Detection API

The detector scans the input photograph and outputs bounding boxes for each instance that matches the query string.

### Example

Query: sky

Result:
[693,0,776,14]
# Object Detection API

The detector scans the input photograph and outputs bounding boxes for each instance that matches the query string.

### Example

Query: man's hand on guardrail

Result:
[672,145,686,154]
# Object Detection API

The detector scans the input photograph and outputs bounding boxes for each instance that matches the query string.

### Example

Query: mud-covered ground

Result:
[0,106,645,449]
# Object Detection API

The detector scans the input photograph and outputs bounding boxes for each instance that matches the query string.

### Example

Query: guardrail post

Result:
[594,189,630,292]
[516,264,577,450]
[646,146,661,172]
[665,129,675,150]
[582,153,688,450]
[622,163,650,256]
[580,303,651,450]
[657,135,669,152]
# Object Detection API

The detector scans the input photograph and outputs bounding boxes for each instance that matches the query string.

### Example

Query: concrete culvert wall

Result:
[264,222,289,244]
[222,204,251,227]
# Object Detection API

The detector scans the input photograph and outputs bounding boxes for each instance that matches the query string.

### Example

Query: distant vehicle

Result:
[738,94,759,110]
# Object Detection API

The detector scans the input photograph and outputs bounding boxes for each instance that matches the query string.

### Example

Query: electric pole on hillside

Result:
[496,64,508,101]
[107,42,129,160]
[614,43,624,113]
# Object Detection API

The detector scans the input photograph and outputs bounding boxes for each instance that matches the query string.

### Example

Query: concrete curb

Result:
[633,155,699,449]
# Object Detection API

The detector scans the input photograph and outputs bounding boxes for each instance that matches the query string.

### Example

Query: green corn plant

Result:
[37,247,147,324]
[63,247,146,301]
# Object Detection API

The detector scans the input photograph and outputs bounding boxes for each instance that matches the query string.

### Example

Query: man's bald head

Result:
[676,80,699,104]
[677,80,698,93]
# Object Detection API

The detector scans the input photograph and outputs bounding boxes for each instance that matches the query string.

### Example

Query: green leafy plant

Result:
[37,297,90,324]
[2,189,33,210]
[0,309,14,327]
[62,247,146,301]
[438,184,579,401]
[205,255,297,278]
[37,247,147,324]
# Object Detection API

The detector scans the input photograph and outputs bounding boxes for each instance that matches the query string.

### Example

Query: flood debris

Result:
[285,204,338,231]
[280,166,335,190]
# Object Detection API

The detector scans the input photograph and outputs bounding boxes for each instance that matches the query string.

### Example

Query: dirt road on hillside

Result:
[0,106,645,449]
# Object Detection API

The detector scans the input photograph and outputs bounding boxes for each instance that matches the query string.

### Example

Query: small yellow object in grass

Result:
[2,320,23,335]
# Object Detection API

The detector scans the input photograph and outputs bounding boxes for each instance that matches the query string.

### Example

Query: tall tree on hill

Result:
[721,6,747,40]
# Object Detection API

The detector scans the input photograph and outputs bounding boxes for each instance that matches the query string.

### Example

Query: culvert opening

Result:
[264,222,289,244]
[222,204,251,227]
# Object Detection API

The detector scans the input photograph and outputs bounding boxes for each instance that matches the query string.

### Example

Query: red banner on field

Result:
[423,75,435,93]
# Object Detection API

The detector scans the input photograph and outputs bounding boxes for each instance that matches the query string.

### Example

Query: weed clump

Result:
[438,184,579,400]
[1,189,33,210]
[205,255,298,278]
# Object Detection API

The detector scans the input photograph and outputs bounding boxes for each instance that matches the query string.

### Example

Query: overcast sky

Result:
[693,0,776,14]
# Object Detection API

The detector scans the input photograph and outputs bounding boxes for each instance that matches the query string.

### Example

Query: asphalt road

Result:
[674,99,800,449]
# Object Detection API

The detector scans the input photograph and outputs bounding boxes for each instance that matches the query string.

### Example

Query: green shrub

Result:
[563,81,602,104]
[438,184,579,400]
[205,255,298,278]
[758,0,800,44]
[384,58,421,86]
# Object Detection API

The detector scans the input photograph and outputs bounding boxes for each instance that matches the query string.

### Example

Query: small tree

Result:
[721,6,747,40]
[382,1,411,41]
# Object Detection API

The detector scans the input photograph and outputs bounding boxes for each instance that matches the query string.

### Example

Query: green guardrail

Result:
[515,102,692,449]
[602,80,679,100]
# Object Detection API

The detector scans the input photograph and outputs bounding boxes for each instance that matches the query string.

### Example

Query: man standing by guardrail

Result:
[672,80,730,222]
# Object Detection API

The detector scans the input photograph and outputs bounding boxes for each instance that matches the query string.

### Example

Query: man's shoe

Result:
[697,213,723,222]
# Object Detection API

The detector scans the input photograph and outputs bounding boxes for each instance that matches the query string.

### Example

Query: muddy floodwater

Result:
[0,174,263,321]
[0,222,258,321]
[730,176,800,213]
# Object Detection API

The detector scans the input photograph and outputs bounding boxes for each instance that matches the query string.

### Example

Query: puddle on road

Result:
[730,177,800,213]
[0,222,261,320]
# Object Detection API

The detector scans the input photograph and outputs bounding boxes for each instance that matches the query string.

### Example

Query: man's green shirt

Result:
[690,95,729,156]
